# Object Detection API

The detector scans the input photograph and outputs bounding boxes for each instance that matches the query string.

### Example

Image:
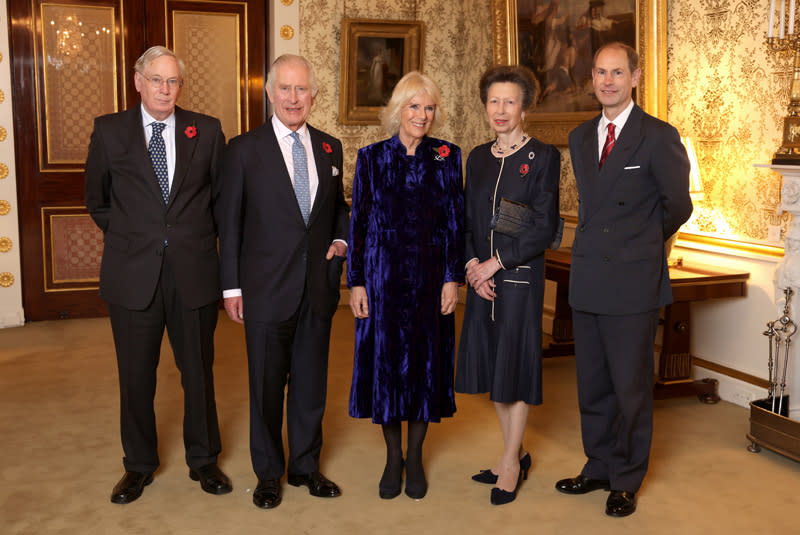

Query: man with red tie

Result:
[555,42,693,517]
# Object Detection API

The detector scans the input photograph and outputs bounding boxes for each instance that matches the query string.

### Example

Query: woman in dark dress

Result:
[456,65,561,505]
[347,71,464,500]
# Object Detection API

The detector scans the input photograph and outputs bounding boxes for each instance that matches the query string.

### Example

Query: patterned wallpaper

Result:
[668,0,787,242]
[299,0,494,198]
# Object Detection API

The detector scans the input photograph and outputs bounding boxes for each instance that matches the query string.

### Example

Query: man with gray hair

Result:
[85,45,231,504]
[217,54,349,509]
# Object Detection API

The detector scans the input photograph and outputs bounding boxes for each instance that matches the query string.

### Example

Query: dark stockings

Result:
[379,422,403,497]
[405,421,428,498]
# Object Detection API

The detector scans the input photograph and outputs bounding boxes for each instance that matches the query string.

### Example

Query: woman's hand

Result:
[466,257,501,290]
[441,282,459,315]
[474,279,497,301]
[350,286,369,318]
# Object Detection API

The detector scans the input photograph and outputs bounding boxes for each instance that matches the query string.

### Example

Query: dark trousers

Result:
[108,251,220,474]
[572,308,659,494]
[244,286,332,480]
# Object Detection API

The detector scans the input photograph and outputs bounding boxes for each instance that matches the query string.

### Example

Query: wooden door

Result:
[10,0,266,320]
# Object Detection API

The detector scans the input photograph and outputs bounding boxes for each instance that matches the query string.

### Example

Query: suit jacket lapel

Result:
[170,107,198,208]
[256,121,305,221]
[577,116,601,223]
[127,107,165,205]
[307,125,330,226]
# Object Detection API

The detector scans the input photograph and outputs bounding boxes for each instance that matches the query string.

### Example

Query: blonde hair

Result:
[380,71,446,136]
[134,46,185,79]
[266,54,319,98]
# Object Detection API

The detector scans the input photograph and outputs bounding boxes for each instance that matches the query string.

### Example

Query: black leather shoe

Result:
[555,474,610,495]
[606,490,636,517]
[287,471,341,498]
[110,471,153,504]
[189,463,232,495]
[253,479,282,509]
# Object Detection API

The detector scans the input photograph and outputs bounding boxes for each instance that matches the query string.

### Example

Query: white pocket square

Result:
[624,165,641,170]
[332,166,340,176]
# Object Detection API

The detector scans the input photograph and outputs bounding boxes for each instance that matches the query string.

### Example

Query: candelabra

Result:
[769,1,800,163]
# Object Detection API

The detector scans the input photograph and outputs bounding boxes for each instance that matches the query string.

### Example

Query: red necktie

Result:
[599,123,615,169]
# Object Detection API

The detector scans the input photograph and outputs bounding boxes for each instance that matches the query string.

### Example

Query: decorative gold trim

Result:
[0,89,5,104]
[0,237,11,252]
[677,232,784,259]
[0,200,10,215]
[0,163,8,178]
[0,272,14,287]
[280,24,294,40]
[693,357,769,389]
[491,0,666,145]
[0,127,7,142]
[280,0,293,6]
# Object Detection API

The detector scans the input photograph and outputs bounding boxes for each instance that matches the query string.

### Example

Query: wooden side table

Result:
[543,249,750,402]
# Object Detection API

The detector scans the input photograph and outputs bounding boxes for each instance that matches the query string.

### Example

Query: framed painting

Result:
[491,0,667,145]
[339,18,425,125]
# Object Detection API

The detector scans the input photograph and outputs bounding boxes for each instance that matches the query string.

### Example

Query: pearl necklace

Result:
[492,134,528,155]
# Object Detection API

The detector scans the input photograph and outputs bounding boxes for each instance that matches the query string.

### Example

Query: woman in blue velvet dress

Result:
[456,65,561,505]
[347,71,464,500]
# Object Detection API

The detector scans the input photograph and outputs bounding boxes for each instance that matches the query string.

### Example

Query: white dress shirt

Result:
[141,105,177,189]
[597,99,635,160]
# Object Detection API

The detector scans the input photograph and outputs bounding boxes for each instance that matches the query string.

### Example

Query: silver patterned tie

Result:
[290,131,311,224]
[149,122,169,204]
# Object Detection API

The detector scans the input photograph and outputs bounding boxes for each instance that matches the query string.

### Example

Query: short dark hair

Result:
[592,42,639,74]
[479,65,537,110]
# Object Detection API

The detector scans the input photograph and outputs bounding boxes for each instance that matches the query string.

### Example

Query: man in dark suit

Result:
[85,46,231,504]
[555,42,693,517]
[217,54,349,510]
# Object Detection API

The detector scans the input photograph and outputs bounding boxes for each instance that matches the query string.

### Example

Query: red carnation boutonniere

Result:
[322,142,333,154]
[520,163,530,177]
[434,145,450,161]
[184,125,197,139]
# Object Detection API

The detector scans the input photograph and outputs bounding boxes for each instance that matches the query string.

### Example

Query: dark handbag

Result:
[490,197,565,250]
[490,197,533,238]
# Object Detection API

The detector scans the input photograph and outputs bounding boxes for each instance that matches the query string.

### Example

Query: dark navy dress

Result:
[347,135,464,424]
[455,138,560,404]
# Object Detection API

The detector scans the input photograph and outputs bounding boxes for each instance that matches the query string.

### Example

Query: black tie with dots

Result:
[149,122,169,204]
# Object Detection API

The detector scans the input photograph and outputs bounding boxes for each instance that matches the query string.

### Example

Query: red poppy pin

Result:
[184,125,197,139]
[322,142,333,154]
[520,163,530,177]
[438,145,450,158]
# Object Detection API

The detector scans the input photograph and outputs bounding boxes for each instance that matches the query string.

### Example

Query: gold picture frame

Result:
[491,0,667,146]
[339,18,425,125]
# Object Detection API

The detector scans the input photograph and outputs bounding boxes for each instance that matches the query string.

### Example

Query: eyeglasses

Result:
[142,74,183,90]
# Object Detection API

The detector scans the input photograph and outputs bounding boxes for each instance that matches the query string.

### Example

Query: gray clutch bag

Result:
[490,197,564,250]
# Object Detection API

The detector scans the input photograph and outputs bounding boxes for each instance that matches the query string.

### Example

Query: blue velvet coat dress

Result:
[347,135,464,424]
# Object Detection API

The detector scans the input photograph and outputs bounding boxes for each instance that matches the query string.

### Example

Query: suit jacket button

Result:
[580,225,585,231]
[603,256,610,262]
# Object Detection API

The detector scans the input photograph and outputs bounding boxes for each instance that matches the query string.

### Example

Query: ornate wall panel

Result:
[39,4,117,166]
[173,9,243,138]
[669,0,787,244]
[299,0,494,199]
[41,207,101,291]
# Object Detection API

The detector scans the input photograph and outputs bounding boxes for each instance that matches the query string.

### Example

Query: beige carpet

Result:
[1,306,798,534]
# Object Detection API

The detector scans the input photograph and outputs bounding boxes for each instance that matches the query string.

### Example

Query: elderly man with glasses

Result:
[85,45,230,504]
